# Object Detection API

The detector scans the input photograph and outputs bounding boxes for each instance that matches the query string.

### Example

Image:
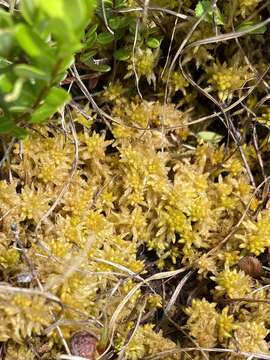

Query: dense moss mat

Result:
[1,0,270,359]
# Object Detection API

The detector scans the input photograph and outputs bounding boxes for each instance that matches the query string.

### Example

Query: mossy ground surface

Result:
[1,0,270,359]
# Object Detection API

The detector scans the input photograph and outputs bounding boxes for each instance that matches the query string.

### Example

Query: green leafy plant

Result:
[79,0,163,74]
[0,0,96,137]
[195,0,225,25]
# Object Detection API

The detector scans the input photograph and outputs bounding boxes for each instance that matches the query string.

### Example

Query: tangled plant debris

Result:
[1,0,270,359]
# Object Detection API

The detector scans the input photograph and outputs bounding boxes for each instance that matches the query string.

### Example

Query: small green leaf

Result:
[93,63,111,72]
[0,114,27,138]
[4,78,24,102]
[30,87,71,124]
[20,0,37,25]
[197,131,223,144]
[195,0,206,17]
[82,57,111,72]
[0,73,13,93]
[83,31,97,49]
[109,16,131,30]
[80,50,98,64]
[97,32,114,45]
[14,64,48,80]
[113,48,130,61]
[9,82,40,112]
[38,0,64,18]
[146,37,161,49]
[0,115,14,133]
[108,17,122,30]
[0,30,14,57]
[39,0,96,35]
[57,55,75,74]
[114,0,126,8]
[195,0,225,25]
[237,20,266,35]
[14,24,43,58]
[85,24,98,38]
[54,71,68,84]
[63,0,94,33]
[9,105,31,113]
[46,18,81,54]
[14,23,54,71]
[10,126,28,139]
[14,23,53,60]
[0,9,13,27]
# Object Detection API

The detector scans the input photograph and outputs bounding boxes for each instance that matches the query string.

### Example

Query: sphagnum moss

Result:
[1,0,270,358]
[1,121,269,358]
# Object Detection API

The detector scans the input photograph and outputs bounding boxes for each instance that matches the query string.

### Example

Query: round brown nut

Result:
[71,331,97,360]
[238,256,262,278]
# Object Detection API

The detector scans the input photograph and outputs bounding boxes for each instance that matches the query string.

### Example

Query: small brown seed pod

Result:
[71,331,97,360]
[238,256,263,278]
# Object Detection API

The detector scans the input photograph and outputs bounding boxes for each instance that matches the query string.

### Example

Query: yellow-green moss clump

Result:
[207,62,251,102]
[116,324,178,360]
[0,117,269,358]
